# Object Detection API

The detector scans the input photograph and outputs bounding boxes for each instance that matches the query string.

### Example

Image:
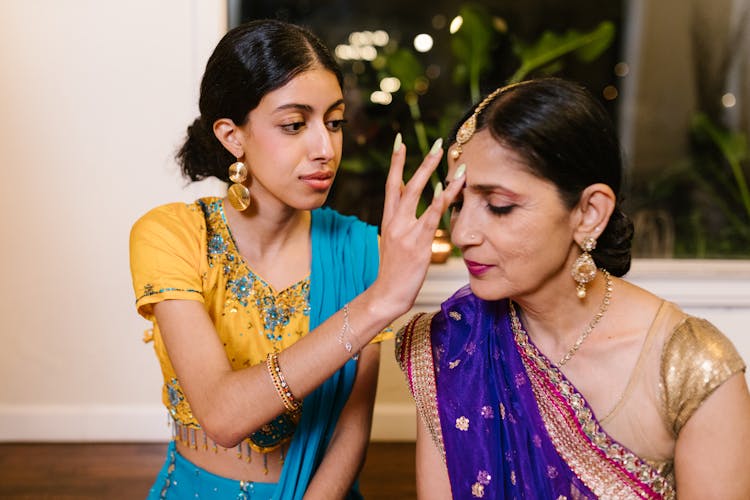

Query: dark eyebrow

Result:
[274,99,345,114]
[470,184,505,192]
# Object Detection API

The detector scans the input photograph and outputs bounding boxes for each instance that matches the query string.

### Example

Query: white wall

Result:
[0,0,227,441]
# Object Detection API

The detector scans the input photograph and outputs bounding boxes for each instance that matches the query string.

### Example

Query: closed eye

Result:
[488,204,515,215]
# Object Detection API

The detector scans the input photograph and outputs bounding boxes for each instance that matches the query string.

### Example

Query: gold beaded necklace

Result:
[557,270,613,366]
[510,270,613,367]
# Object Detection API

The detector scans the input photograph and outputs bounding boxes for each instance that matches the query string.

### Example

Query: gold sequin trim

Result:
[396,312,445,461]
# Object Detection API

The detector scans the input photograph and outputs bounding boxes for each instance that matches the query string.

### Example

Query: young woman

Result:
[129,20,463,499]
[396,78,750,499]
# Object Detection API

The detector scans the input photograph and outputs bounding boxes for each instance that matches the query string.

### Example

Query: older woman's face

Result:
[447,130,578,301]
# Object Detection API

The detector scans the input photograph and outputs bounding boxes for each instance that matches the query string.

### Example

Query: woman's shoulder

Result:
[395,311,439,370]
[131,197,219,241]
[661,307,746,434]
[133,198,216,228]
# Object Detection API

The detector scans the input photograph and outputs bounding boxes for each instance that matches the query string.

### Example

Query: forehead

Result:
[256,67,343,111]
[449,130,528,175]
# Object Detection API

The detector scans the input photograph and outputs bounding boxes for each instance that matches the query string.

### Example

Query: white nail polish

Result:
[429,138,443,156]
[453,164,466,179]
[393,133,403,153]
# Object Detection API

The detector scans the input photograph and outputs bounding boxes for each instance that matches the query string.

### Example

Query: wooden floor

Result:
[0,441,416,499]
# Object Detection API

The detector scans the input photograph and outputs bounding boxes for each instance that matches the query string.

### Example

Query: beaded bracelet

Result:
[338,303,360,360]
[266,352,302,414]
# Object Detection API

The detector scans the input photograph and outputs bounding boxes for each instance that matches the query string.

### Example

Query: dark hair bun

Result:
[593,208,634,277]
[176,118,233,182]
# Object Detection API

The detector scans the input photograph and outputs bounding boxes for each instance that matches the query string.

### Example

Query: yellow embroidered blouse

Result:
[130,197,390,452]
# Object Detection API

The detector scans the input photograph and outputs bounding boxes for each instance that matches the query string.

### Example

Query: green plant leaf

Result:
[384,48,425,92]
[449,3,497,101]
[691,112,750,219]
[510,21,615,83]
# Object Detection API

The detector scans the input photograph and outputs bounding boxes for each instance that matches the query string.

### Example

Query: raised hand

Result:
[373,133,465,316]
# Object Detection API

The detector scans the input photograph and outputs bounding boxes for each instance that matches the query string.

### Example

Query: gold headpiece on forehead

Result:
[449,81,530,161]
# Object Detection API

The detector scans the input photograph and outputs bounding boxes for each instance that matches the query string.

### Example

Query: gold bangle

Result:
[266,352,302,414]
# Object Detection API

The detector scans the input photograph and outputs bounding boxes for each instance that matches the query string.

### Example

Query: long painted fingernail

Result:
[453,163,466,179]
[433,182,443,199]
[393,133,403,153]
[429,138,443,156]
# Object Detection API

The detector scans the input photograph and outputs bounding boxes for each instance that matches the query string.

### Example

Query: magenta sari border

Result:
[540,369,652,494]
[510,300,673,499]
[526,349,659,498]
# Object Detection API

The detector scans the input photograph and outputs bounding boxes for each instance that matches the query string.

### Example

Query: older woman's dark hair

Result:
[449,78,634,276]
[177,19,343,182]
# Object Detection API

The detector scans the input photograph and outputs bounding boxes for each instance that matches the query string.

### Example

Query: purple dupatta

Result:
[397,286,672,499]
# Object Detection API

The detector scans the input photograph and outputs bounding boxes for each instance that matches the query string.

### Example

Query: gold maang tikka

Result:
[450,81,530,161]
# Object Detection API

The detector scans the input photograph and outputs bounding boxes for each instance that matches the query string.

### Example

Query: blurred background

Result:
[235,0,750,259]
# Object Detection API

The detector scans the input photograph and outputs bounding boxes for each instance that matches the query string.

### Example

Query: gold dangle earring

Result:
[571,236,598,299]
[227,160,251,211]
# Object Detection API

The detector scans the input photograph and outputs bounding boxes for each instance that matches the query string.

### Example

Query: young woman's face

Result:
[447,130,579,301]
[239,67,345,211]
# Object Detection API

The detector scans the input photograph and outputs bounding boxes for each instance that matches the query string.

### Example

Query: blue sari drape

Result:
[274,207,379,499]
[431,287,596,499]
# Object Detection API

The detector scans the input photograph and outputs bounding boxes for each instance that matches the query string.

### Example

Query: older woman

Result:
[397,78,750,499]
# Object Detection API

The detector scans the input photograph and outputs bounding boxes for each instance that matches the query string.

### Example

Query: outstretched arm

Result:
[152,136,465,448]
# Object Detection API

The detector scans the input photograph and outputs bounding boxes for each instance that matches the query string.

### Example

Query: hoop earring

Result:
[571,236,597,299]
[227,160,250,211]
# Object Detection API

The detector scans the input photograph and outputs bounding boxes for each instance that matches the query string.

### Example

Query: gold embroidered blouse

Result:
[130,198,391,453]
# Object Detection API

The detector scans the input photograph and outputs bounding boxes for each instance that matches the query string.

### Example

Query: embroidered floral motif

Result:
[228,276,254,307]
[208,233,227,255]
[449,311,462,321]
[448,359,461,369]
[547,465,559,478]
[456,416,470,431]
[480,406,494,419]
[532,434,543,448]
[471,482,485,498]
[199,199,311,347]
[477,470,492,485]
[165,378,193,422]
[510,470,517,485]
[499,402,506,420]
